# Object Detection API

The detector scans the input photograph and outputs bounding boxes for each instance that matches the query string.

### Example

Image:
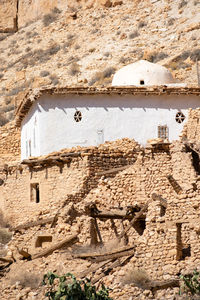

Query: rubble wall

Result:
[0,121,20,163]
[83,141,200,280]
[181,108,200,143]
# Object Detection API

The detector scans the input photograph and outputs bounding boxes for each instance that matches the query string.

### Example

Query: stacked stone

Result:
[0,121,20,163]
[181,108,200,143]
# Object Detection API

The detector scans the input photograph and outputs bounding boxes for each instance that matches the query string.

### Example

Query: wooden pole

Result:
[118,202,149,240]
[32,234,78,259]
[90,217,98,246]
[94,218,103,245]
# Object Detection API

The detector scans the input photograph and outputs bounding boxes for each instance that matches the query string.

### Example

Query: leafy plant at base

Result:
[180,269,200,296]
[42,272,113,300]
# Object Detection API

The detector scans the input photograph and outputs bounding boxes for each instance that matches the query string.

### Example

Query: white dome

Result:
[112,60,176,86]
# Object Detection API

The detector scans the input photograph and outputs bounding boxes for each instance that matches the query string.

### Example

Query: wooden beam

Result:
[11,216,55,231]
[74,248,134,263]
[94,218,103,245]
[0,257,13,263]
[18,248,31,260]
[73,245,134,260]
[118,202,149,240]
[79,260,112,279]
[91,210,143,220]
[32,234,78,259]
[91,255,133,284]
[96,165,131,176]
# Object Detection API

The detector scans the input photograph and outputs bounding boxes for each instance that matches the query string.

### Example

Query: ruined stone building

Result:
[0,61,200,283]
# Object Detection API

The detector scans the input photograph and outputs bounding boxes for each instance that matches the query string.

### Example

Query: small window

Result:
[140,80,145,85]
[158,125,168,139]
[74,111,82,122]
[31,183,40,203]
[160,205,166,217]
[175,112,185,123]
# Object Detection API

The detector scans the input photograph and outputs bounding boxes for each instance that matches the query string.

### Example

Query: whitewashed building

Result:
[16,60,200,160]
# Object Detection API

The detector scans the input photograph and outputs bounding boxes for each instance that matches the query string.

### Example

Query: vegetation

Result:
[43,8,61,27]
[180,270,200,296]
[123,268,151,290]
[42,272,113,300]
[10,271,41,289]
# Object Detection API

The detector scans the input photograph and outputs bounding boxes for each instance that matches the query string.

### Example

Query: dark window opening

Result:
[160,205,166,217]
[133,218,146,235]
[176,223,191,261]
[181,245,191,260]
[185,146,200,175]
[158,125,168,139]
[191,150,200,174]
[140,80,145,85]
[31,183,40,203]
[74,111,82,122]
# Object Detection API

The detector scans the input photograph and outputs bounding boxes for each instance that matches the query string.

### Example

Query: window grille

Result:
[158,125,168,139]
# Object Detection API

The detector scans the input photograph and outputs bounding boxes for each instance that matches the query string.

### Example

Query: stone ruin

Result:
[0,109,200,298]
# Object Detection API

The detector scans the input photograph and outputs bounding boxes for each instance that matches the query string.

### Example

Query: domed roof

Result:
[112,60,176,86]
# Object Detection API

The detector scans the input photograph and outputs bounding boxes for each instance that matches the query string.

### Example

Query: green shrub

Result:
[42,272,113,300]
[180,269,200,296]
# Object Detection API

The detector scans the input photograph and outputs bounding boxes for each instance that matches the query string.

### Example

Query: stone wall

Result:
[181,108,200,144]
[0,138,139,225]
[0,121,20,163]
[1,137,200,292]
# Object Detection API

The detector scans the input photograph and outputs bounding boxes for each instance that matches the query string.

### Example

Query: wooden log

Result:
[118,202,149,240]
[94,218,103,245]
[32,234,78,259]
[50,212,59,228]
[0,257,13,263]
[90,218,98,246]
[110,219,119,238]
[87,250,135,262]
[79,260,112,279]
[18,248,31,260]
[11,217,55,231]
[81,248,134,262]
[91,210,137,220]
[96,165,130,176]
[91,255,133,284]
[150,279,180,291]
[73,245,134,260]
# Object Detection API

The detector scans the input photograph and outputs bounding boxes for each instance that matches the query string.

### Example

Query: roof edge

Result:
[15,85,200,127]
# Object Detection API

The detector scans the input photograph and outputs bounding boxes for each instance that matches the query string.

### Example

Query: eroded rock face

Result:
[0,0,123,31]
[0,0,17,32]
[18,0,68,28]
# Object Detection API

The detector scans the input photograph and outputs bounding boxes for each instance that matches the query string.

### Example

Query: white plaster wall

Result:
[21,104,40,159]
[21,93,200,159]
